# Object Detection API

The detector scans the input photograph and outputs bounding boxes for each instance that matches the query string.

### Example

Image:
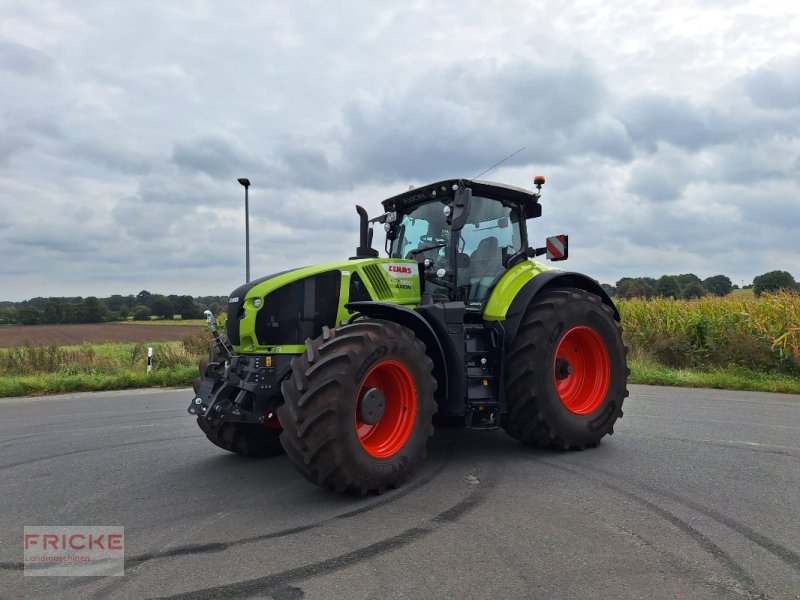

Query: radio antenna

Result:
[471,146,526,180]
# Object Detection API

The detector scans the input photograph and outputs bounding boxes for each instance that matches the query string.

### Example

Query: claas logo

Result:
[388,265,412,274]
[382,263,415,278]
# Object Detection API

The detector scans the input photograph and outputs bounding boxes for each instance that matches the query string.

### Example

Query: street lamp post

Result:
[237,178,251,283]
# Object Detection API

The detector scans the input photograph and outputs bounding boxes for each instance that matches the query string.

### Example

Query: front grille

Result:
[362,264,392,300]
[254,271,341,345]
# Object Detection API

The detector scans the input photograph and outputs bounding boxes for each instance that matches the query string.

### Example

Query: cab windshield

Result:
[389,196,523,305]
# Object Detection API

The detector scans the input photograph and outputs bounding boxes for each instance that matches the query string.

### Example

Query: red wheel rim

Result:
[554,326,610,415]
[355,360,417,458]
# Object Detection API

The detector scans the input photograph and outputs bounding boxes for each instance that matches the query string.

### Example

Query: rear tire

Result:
[502,288,628,449]
[278,320,437,493]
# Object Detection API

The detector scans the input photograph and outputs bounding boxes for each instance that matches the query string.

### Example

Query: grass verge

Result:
[2,357,797,399]
[0,365,198,398]
[629,359,800,394]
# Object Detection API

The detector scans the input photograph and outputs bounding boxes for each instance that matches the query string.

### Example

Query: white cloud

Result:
[0,0,798,300]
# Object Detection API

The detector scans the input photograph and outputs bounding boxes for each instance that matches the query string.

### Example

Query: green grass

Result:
[629,359,800,394]
[0,366,198,398]
[0,338,207,398]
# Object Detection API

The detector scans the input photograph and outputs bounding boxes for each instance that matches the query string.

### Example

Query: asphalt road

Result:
[1,385,799,599]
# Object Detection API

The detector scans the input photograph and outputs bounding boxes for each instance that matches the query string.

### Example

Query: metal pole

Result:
[238,178,251,283]
[245,184,250,283]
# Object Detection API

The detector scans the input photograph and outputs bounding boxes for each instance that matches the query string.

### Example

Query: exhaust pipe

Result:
[353,205,378,258]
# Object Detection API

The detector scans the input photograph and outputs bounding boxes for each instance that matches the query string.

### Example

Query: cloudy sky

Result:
[1,0,798,301]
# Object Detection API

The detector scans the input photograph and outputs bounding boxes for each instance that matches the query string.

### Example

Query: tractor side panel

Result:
[349,259,421,307]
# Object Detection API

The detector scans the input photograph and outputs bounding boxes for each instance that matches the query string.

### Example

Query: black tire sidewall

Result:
[527,294,626,443]
[335,334,435,486]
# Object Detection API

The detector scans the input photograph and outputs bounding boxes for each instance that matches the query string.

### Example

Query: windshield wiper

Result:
[406,243,446,259]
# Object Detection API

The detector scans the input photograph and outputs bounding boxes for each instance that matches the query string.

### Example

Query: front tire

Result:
[502,288,628,449]
[195,381,284,457]
[278,320,437,494]
[196,414,284,457]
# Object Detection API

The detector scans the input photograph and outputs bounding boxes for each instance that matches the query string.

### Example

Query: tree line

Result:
[0,291,227,326]
[2,269,797,326]
[602,270,799,299]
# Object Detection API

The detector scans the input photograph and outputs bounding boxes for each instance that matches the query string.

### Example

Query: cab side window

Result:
[460,197,522,305]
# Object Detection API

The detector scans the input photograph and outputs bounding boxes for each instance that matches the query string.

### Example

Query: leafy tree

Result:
[43,298,64,324]
[600,283,616,297]
[753,270,798,296]
[624,280,654,298]
[655,275,681,298]
[703,275,733,297]
[73,300,88,323]
[682,282,708,299]
[17,306,41,325]
[132,305,152,321]
[136,290,153,307]
[0,307,18,325]
[150,295,175,319]
[105,294,128,312]
[62,303,79,324]
[118,305,130,319]
[674,274,701,289]
[175,295,201,319]
[26,297,49,310]
[614,278,633,297]
[83,296,107,323]
[617,277,656,299]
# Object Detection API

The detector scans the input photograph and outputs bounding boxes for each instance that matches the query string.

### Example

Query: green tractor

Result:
[189,177,627,493]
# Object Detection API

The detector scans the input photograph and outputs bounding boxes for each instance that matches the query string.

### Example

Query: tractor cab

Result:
[382,179,553,310]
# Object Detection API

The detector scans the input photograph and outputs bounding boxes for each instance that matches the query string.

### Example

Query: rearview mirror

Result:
[449,186,472,231]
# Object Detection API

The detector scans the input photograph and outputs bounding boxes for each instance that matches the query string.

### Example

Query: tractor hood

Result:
[226,258,420,354]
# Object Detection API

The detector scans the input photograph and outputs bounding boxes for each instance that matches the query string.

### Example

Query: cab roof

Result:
[380,179,539,214]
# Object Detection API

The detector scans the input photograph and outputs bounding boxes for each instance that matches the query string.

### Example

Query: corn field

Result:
[618,291,800,373]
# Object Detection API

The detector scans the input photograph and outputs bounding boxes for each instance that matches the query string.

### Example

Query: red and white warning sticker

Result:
[546,235,568,261]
